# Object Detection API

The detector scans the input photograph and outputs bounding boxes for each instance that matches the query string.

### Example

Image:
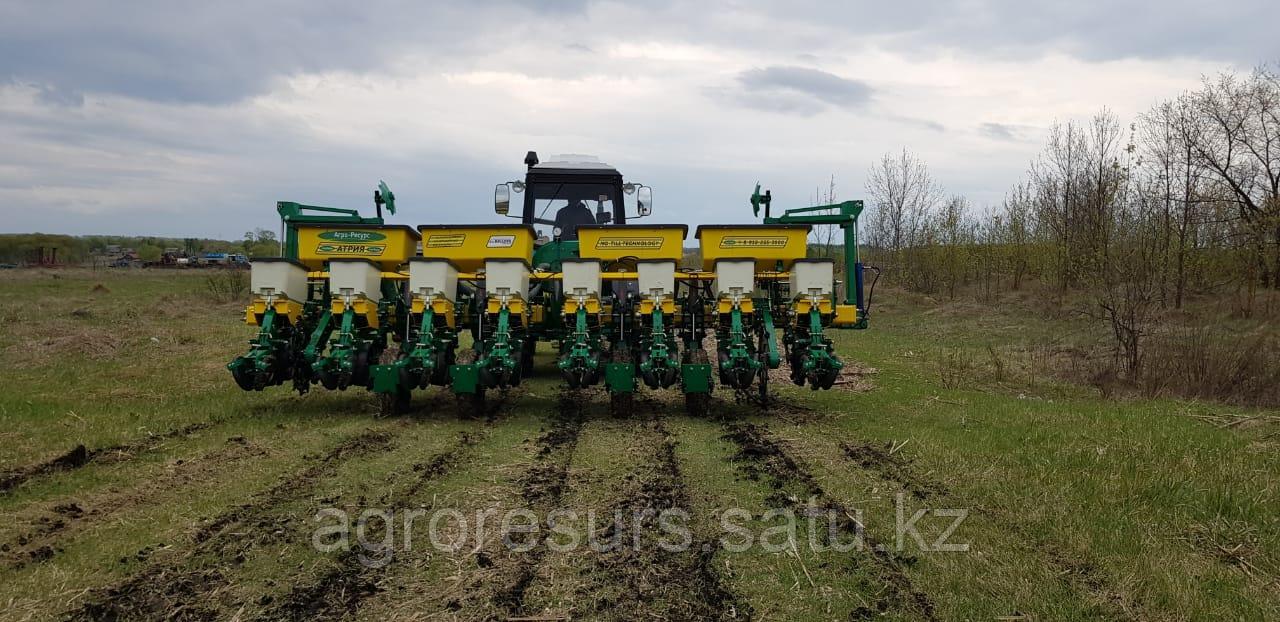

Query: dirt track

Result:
[0,373,1270,621]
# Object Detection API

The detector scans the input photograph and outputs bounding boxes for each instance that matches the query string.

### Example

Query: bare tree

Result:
[1094,177,1164,377]
[1030,110,1127,290]
[1140,94,1211,308]
[808,175,840,259]
[865,148,942,252]
[1031,119,1087,290]
[1188,68,1280,288]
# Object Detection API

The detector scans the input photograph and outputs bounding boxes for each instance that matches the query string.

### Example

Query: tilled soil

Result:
[486,388,589,618]
[840,440,949,501]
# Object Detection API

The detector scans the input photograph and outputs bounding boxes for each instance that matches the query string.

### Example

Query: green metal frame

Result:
[276,201,385,261]
[752,184,867,328]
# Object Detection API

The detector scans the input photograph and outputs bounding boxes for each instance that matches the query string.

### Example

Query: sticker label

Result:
[487,235,516,248]
[318,230,387,242]
[719,236,789,248]
[426,233,466,248]
[594,237,664,250]
[316,243,386,256]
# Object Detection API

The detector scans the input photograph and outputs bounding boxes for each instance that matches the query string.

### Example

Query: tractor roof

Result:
[532,154,619,175]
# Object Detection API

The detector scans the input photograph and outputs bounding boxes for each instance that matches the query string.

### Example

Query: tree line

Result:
[852,65,1280,396]
[0,229,281,264]
[863,66,1280,311]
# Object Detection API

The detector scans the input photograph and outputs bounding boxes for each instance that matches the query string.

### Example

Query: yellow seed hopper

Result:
[417,224,537,272]
[694,224,811,270]
[294,223,421,270]
[577,224,689,261]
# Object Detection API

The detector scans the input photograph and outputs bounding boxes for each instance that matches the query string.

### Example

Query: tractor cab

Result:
[495,152,651,244]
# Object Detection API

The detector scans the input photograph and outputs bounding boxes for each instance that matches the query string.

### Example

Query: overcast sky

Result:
[1,1,1275,239]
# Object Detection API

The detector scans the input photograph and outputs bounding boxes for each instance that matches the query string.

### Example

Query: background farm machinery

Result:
[230,153,872,415]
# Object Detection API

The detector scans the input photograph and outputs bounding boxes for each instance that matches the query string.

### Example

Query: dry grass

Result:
[896,284,1280,408]
[202,270,248,303]
[1141,326,1280,407]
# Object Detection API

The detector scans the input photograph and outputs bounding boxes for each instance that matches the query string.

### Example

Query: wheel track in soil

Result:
[438,386,586,621]
[838,441,951,502]
[255,389,520,622]
[575,409,751,622]
[1,436,268,570]
[0,420,223,495]
[716,403,940,622]
[60,426,402,622]
[716,389,1146,616]
[743,395,1148,620]
[839,444,1150,620]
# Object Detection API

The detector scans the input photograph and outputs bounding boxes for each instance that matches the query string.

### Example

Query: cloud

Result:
[739,66,873,106]
[889,116,946,133]
[0,1,592,104]
[978,122,1041,142]
[1,0,1272,109]
[0,0,1267,238]
[979,122,1019,140]
[32,82,84,108]
[721,66,873,116]
[696,0,1278,65]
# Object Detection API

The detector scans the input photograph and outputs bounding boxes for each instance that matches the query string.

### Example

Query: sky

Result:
[1,0,1276,239]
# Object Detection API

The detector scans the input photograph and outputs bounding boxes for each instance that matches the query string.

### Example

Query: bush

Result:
[204,269,248,303]
[1141,326,1280,407]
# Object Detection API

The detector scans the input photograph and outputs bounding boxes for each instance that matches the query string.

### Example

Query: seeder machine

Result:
[229,153,872,415]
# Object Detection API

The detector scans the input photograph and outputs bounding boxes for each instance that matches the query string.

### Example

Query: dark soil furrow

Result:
[477,388,587,619]
[839,441,950,500]
[834,435,1143,618]
[721,420,939,622]
[62,427,397,622]
[974,502,1149,620]
[831,431,1144,619]
[258,427,493,622]
[714,392,824,424]
[259,389,522,622]
[1044,549,1148,620]
[0,421,218,494]
[578,417,750,621]
[2,437,266,570]
[191,428,395,546]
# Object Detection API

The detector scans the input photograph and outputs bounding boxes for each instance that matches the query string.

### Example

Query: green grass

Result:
[0,269,1276,621]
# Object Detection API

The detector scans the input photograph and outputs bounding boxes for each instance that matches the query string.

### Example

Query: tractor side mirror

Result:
[636,186,652,217]
[495,184,510,215]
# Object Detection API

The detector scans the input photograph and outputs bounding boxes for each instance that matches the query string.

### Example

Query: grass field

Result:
[0,269,1276,621]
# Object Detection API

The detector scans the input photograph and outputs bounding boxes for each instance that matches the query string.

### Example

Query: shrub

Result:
[204,269,248,303]
[1141,326,1280,407]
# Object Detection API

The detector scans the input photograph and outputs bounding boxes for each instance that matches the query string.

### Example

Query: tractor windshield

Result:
[530,182,618,240]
